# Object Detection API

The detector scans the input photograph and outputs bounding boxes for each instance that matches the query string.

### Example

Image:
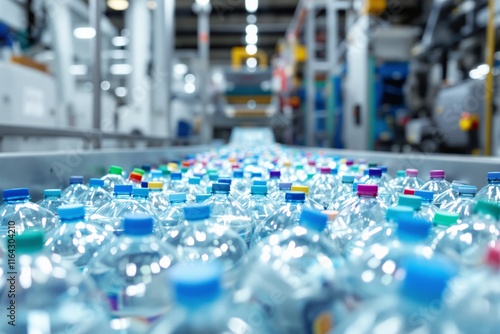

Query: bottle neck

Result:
[489,179,500,184]
[430,177,445,181]
[5,197,30,204]
[44,196,61,201]
[61,217,85,224]
[114,193,131,199]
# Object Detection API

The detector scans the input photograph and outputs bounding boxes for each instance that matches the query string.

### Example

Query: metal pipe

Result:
[485,0,495,156]
[305,2,316,147]
[90,0,102,148]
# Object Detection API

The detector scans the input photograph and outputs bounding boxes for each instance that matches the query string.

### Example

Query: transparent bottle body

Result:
[441,196,477,219]
[101,174,126,193]
[434,187,461,208]
[159,202,186,231]
[61,183,89,204]
[148,190,171,213]
[476,181,500,204]
[244,194,278,226]
[79,186,113,216]
[186,184,207,203]
[326,183,353,210]
[420,177,452,196]
[310,174,337,208]
[364,177,397,205]
[37,196,67,216]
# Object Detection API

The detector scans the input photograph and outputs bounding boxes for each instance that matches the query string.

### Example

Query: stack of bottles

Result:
[1,150,500,334]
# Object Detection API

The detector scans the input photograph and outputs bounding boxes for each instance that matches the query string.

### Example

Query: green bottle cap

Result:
[398,195,422,210]
[132,168,145,176]
[397,170,406,178]
[10,230,44,254]
[475,200,500,219]
[433,211,460,227]
[108,165,123,175]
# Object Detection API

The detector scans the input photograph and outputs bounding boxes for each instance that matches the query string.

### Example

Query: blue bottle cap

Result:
[401,257,457,305]
[69,176,84,184]
[89,178,104,188]
[458,185,477,195]
[299,208,327,232]
[212,183,230,193]
[184,204,211,220]
[151,170,163,179]
[169,193,187,203]
[285,191,306,202]
[368,168,382,177]
[251,172,262,178]
[487,172,500,181]
[342,175,355,183]
[396,217,432,241]
[251,185,267,195]
[414,190,434,202]
[218,178,232,185]
[270,170,281,178]
[451,180,468,191]
[253,180,267,186]
[278,182,293,190]
[189,177,201,185]
[3,188,30,201]
[363,169,369,176]
[209,174,219,181]
[58,204,85,221]
[379,166,388,174]
[386,206,414,221]
[398,195,422,210]
[114,185,133,195]
[170,172,182,181]
[44,189,61,197]
[141,164,151,172]
[133,188,149,198]
[141,181,149,188]
[195,194,211,203]
[330,168,338,175]
[233,170,244,179]
[352,182,361,192]
[170,263,222,307]
[123,214,154,235]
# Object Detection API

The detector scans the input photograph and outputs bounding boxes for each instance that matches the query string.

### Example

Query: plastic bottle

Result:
[61,176,89,203]
[291,185,324,210]
[429,210,460,246]
[328,181,360,211]
[389,170,406,188]
[327,185,388,252]
[414,189,438,220]
[37,188,67,215]
[394,169,424,194]
[86,214,178,330]
[251,191,307,247]
[79,178,113,216]
[131,187,160,220]
[162,204,247,285]
[326,175,355,210]
[333,257,456,334]
[267,170,282,197]
[271,181,293,205]
[434,180,468,208]
[379,166,393,183]
[127,171,143,188]
[159,193,188,231]
[45,204,115,269]
[234,209,346,334]
[476,171,500,203]
[280,160,296,182]
[89,185,162,236]
[364,168,398,205]
[148,181,171,213]
[195,193,211,203]
[206,183,255,245]
[309,167,337,209]
[293,164,308,184]
[167,172,188,194]
[441,185,477,219]
[145,170,165,183]
[231,169,250,196]
[186,177,205,203]
[243,185,278,225]
[0,188,58,237]
[0,230,111,334]
[419,170,452,196]
[398,194,435,221]
[432,200,500,271]
[101,165,126,193]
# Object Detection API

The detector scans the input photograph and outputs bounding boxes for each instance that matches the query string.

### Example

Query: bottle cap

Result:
[181,167,189,174]
[233,170,244,179]
[352,182,361,192]
[189,177,201,185]
[285,191,306,202]
[291,185,309,195]
[458,185,477,195]
[114,185,133,195]
[307,173,315,180]
[133,188,149,198]
[308,160,316,166]
[485,243,500,269]
[363,169,369,176]
[295,165,304,170]
[474,200,500,219]
[13,230,45,254]
[148,182,163,190]
[414,190,434,202]
[141,164,151,172]
[396,217,432,240]
[133,168,145,176]
[357,184,378,197]
[299,209,328,232]
[368,163,378,168]
[69,176,84,184]
[345,159,354,166]
[170,172,182,181]
[169,193,187,203]
[151,170,163,179]
[184,204,211,220]
[123,214,154,235]
[209,174,219,181]
[320,167,331,174]
[270,170,281,178]
[141,181,149,188]
[396,170,406,178]
[253,180,267,186]
[331,168,338,175]
[89,178,105,188]
[283,161,291,167]
[398,195,422,210]
[321,210,338,221]
[44,189,61,197]
[451,180,467,191]
[3,188,30,201]
[403,189,416,195]
[212,183,230,193]
[58,204,85,221]
[218,178,232,185]
[379,166,388,174]
[386,206,414,221]
[170,263,222,307]
[430,170,445,178]
[278,182,293,190]
[368,168,382,178]
[251,185,267,195]
[251,172,262,178]
[108,165,123,175]
[433,211,459,227]
[206,169,217,175]
[129,172,142,183]
[342,175,355,183]
[195,194,211,203]
[406,169,419,177]
[487,172,500,181]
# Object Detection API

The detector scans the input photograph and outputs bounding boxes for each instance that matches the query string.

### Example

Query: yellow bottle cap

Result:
[291,185,309,195]
[148,182,163,189]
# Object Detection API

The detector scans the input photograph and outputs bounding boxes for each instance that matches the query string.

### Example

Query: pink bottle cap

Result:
[406,169,419,177]
[430,170,445,178]
[320,167,331,174]
[357,184,378,197]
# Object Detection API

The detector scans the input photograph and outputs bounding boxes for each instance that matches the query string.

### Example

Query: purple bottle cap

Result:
[279,182,293,190]
[346,159,354,166]
[357,184,378,197]
[270,170,281,178]
[430,170,445,178]
[320,167,331,174]
[369,168,382,177]
[406,169,419,177]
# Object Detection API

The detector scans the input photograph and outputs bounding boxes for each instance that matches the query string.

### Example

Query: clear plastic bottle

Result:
[419,170,452,196]
[167,172,188,194]
[234,209,346,334]
[347,217,434,300]
[148,181,171,213]
[333,257,457,334]
[364,168,398,205]
[394,169,425,194]
[162,204,247,285]
[389,169,406,188]
[476,171,500,203]
[127,171,143,188]
[231,169,250,196]
[309,167,337,209]
[328,181,360,212]
[146,170,165,183]
[327,185,388,252]
[271,181,293,205]
[441,185,478,219]
[206,183,255,245]
[280,160,296,182]
[251,191,308,247]
[45,204,115,269]
[61,176,89,203]
[290,185,324,210]
[414,189,438,220]
[86,214,178,330]
[207,173,219,188]
[326,175,355,210]
[0,188,58,238]
[379,166,393,183]
[159,193,188,231]
[196,193,212,203]
[398,194,434,221]
[186,177,205,203]
[37,188,67,215]
[243,185,278,225]
[294,164,308,184]
[429,210,460,247]
[79,178,113,216]
[434,180,468,208]
[267,170,282,197]
[89,185,162,236]
[101,165,126,193]
[0,230,111,334]
[432,200,500,271]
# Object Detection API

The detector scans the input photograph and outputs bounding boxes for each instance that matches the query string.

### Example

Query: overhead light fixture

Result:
[69,64,88,75]
[146,0,157,10]
[245,0,258,13]
[246,24,258,35]
[107,0,129,11]
[246,45,258,56]
[246,57,258,68]
[245,33,258,45]
[110,64,133,75]
[247,14,257,24]
[73,27,96,39]
[112,36,129,47]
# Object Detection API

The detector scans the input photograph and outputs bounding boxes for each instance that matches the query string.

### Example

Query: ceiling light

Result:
[73,27,96,39]
[112,36,129,47]
[245,0,258,13]
[245,34,258,45]
[107,0,129,11]
[247,15,257,24]
[110,64,133,75]
[246,57,258,68]
[69,65,88,75]
[246,24,258,35]
[246,45,258,55]
[146,0,157,10]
